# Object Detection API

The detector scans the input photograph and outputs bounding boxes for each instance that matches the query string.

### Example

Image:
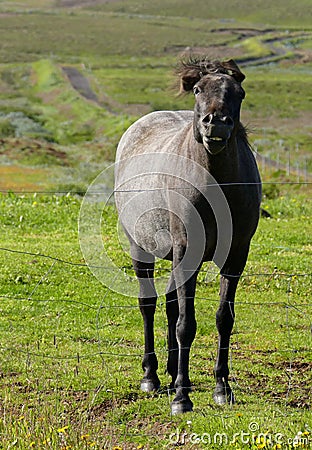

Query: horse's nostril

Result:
[202,113,214,124]
[222,116,234,126]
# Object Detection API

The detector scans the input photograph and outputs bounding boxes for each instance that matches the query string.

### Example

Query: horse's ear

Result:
[179,71,202,93]
[222,59,245,83]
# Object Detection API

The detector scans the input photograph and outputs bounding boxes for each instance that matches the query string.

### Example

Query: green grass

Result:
[86,0,312,27]
[240,37,273,58]
[2,0,312,29]
[0,189,311,448]
[243,69,312,118]
[0,11,234,63]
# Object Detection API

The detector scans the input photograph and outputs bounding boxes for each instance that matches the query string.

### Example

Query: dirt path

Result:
[56,0,119,7]
[62,65,150,116]
[62,67,100,104]
[62,66,121,115]
[179,28,311,67]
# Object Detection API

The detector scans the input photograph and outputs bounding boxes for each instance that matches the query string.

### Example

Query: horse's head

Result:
[178,58,245,155]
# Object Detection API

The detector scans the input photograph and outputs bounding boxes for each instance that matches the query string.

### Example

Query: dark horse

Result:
[114,58,261,414]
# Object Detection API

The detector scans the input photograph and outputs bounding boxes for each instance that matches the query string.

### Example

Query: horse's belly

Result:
[116,184,172,258]
[133,209,172,258]
[116,183,218,262]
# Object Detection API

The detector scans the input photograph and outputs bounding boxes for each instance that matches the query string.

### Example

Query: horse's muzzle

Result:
[203,135,228,154]
[202,117,234,155]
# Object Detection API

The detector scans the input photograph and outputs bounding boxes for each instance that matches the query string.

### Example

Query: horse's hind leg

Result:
[131,242,160,392]
[166,273,179,390]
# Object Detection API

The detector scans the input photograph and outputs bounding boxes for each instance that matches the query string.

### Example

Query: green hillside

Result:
[0,1,311,193]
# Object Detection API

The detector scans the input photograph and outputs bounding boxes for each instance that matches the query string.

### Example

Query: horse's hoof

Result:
[171,399,193,415]
[213,383,235,405]
[140,378,160,392]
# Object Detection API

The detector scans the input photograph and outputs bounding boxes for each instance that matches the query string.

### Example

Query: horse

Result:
[114,57,262,414]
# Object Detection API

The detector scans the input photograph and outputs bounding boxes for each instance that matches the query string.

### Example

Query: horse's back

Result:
[115,110,193,162]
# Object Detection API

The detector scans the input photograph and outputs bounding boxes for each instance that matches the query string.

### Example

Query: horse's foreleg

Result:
[166,274,179,389]
[213,273,240,405]
[171,256,200,414]
[132,248,160,392]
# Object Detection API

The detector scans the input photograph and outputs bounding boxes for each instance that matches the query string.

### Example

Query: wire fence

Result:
[0,186,311,435]
[0,248,311,366]
[255,153,311,183]
[0,180,312,196]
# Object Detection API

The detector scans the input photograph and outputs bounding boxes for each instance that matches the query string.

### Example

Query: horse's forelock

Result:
[177,58,229,79]
[176,58,228,93]
[176,58,245,92]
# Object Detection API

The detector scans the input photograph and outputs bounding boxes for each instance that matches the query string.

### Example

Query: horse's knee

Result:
[216,302,235,335]
[176,314,197,345]
[138,279,157,300]
[139,297,157,318]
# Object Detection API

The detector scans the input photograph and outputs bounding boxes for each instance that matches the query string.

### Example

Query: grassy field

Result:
[0,0,311,448]
[0,189,311,449]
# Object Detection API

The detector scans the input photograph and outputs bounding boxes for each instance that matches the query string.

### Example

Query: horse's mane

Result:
[176,57,232,79]
[238,122,253,151]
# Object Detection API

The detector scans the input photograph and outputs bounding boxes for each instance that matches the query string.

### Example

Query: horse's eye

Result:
[193,86,201,96]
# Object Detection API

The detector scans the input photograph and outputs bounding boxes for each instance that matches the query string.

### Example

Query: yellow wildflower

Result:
[81,434,90,440]
[57,425,70,433]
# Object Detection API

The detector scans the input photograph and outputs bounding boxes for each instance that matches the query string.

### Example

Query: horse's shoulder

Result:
[135,110,193,129]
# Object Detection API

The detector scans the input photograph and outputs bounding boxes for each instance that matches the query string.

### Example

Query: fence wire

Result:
[0,180,312,196]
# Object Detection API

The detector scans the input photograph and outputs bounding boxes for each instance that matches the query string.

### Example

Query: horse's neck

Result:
[184,125,241,183]
[208,138,240,183]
